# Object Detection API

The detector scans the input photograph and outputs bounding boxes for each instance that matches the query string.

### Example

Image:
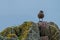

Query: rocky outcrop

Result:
[0,21,60,40]
[25,22,40,40]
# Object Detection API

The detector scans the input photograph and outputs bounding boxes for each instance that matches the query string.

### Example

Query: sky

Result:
[0,0,60,31]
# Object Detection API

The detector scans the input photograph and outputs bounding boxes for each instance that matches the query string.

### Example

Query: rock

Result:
[25,22,40,40]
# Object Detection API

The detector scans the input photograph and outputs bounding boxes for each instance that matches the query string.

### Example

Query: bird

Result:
[38,10,44,21]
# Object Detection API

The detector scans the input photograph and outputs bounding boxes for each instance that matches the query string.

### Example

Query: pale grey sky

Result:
[0,0,60,31]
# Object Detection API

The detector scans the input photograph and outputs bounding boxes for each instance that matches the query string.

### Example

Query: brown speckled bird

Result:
[38,10,44,19]
[38,10,44,21]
